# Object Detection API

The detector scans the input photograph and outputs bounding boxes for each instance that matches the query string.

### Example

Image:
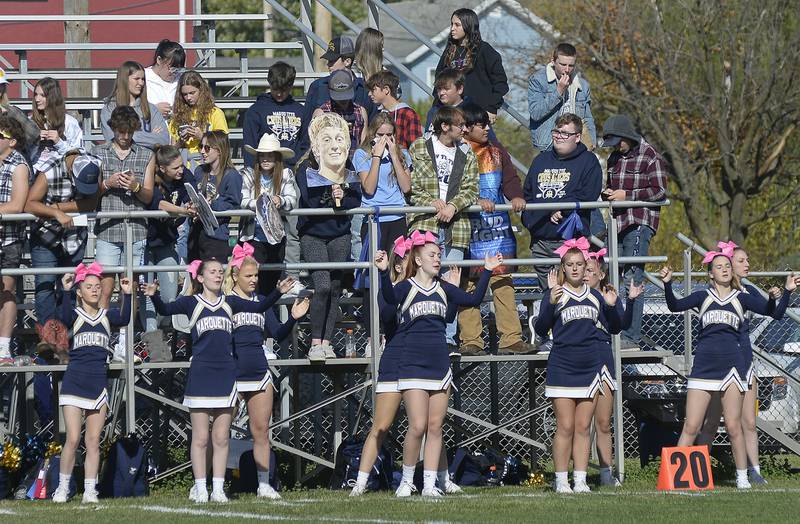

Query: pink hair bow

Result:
[186,260,203,279]
[230,242,255,269]
[392,235,413,258]
[554,237,590,260]
[74,261,103,284]
[702,241,736,264]
[588,248,607,261]
[409,230,438,246]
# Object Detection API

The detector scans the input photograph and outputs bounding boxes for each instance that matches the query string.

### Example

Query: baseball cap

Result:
[72,153,102,195]
[321,36,355,62]
[0,68,10,85]
[329,70,355,101]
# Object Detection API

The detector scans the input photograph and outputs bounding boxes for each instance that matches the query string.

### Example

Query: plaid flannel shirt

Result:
[407,137,478,249]
[386,106,423,149]
[32,155,87,255]
[0,150,29,245]
[606,138,668,233]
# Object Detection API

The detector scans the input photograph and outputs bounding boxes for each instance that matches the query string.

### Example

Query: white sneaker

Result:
[600,475,622,487]
[52,485,69,503]
[210,490,229,503]
[737,478,752,490]
[554,482,573,494]
[395,480,417,497]
[308,344,327,362]
[189,485,208,503]
[421,486,444,498]
[323,344,337,359]
[443,479,463,494]
[257,484,281,499]
[573,481,591,493]
[81,489,99,504]
[349,484,367,497]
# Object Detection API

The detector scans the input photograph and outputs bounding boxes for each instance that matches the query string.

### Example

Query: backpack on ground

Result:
[233,449,279,493]
[329,437,393,491]
[99,434,149,498]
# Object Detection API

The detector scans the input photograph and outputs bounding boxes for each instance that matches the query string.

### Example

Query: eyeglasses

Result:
[0,130,11,140]
[451,121,467,129]
[551,129,580,139]
[201,144,216,152]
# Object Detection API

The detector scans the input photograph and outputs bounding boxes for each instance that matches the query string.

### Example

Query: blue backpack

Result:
[330,437,393,491]
[234,449,279,493]
[448,447,486,486]
[99,435,149,498]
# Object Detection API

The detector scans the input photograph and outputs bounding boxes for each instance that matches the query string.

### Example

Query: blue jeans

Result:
[143,244,180,331]
[619,225,654,342]
[94,238,147,327]
[30,238,85,326]
[439,229,465,346]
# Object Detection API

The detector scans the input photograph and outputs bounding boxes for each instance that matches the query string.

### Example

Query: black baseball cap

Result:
[321,36,355,62]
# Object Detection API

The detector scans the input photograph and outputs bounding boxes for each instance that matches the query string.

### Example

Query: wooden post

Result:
[263,2,274,59]
[64,0,91,98]
[315,3,332,72]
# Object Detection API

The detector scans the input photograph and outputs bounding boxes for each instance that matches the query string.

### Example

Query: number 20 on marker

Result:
[657,446,715,491]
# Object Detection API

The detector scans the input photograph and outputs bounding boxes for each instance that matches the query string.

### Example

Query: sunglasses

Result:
[201,144,216,152]
[0,130,11,140]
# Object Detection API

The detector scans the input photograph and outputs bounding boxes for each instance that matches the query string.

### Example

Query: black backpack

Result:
[329,437,393,491]
[233,449,279,493]
[448,447,486,486]
[99,435,149,498]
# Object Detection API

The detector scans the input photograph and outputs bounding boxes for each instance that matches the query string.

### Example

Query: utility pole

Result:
[64,0,91,98]
[315,3,332,72]
[263,2,274,59]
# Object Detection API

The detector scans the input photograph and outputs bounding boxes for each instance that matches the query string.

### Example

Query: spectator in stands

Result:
[354,28,385,84]
[0,68,40,162]
[424,69,467,134]
[366,71,422,149]
[457,103,533,356]
[601,114,668,348]
[295,114,362,361]
[145,39,186,119]
[25,149,100,341]
[189,130,242,262]
[240,133,298,295]
[30,77,83,169]
[522,113,602,298]
[435,8,508,124]
[101,61,170,150]
[242,62,304,169]
[142,144,197,349]
[528,43,596,152]
[0,116,30,365]
[312,71,368,156]
[169,70,229,171]
[407,106,478,350]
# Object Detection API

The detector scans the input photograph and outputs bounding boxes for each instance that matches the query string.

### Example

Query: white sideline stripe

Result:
[0,509,18,515]
[498,488,800,498]
[132,505,422,523]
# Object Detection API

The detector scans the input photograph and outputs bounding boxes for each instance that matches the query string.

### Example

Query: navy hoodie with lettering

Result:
[242,93,304,168]
[522,142,602,240]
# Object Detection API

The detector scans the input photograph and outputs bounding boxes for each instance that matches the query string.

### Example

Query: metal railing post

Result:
[206,20,217,68]
[607,210,625,481]
[367,214,380,410]
[238,48,249,97]
[683,247,693,372]
[16,51,28,98]
[125,220,136,433]
[299,0,315,92]
[366,0,380,29]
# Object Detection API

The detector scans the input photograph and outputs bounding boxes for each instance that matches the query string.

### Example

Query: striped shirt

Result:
[31,155,86,254]
[0,150,29,245]
[93,142,153,243]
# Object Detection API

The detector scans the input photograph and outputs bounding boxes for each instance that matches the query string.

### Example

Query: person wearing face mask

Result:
[145,40,186,120]
[660,247,797,490]
[101,61,170,150]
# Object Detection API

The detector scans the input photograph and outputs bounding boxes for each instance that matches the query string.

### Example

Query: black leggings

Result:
[300,233,351,342]
[249,239,286,296]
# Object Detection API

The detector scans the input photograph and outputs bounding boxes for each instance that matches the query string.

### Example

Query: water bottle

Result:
[345,329,356,358]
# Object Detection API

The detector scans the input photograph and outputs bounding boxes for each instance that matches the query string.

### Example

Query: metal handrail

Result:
[0,14,270,22]
[1,42,301,52]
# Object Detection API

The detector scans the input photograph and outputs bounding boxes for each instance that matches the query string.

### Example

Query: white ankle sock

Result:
[437,469,449,487]
[58,473,71,489]
[84,478,96,492]
[573,470,587,484]
[355,471,370,488]
[194,478,207,492]
[401,464,415,484]
[555,471,568,485]
[736,469,748,482]
[0,337,10,353]
[422,470,436,491]
[257,470,270,489]
[212,477,224,492]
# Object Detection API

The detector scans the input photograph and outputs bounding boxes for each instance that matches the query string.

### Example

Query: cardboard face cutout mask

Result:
[308,113,352,185]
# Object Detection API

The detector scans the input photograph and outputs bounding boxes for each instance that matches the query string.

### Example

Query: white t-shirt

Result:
[432,136,456,202]
[145,66,178,108]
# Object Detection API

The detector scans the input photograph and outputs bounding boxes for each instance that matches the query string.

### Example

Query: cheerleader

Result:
[52,263,132,504]
[584,249,643,487]
[533,238,622,494]
[695,242,795,484]
[144,259,265,503]
[222,243,309,499]
[660,245,792,489]
[377,230,501,497]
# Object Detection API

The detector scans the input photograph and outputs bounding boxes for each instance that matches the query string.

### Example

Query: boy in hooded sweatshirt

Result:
[522,113,602,291]
[243,62,304,169]
[366,70,422,149]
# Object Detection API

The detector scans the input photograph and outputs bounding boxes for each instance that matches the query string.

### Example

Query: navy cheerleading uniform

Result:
[58,293,131,410]
[380,269,491,391]
[664,282,774,392]
[740,284,789,387]
[535,285,622,399]
[152,293,238,408]
[226,290,296,392]
[375,289,403,393]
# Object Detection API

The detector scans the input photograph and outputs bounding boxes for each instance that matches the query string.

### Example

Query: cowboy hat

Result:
[244,133,295,159]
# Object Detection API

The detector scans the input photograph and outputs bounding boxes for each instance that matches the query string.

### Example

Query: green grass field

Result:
[2,477,799,524]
